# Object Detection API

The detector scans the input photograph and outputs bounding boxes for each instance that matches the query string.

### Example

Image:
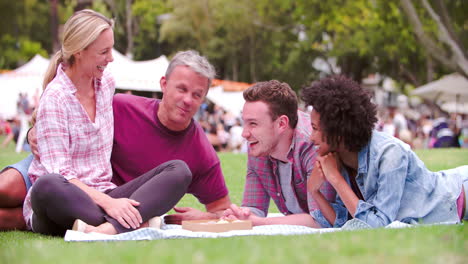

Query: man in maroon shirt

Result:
[0,50,231,230]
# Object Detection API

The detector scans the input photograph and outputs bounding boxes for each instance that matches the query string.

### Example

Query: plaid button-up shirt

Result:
[241,111,336,216]
[23,64,116,229]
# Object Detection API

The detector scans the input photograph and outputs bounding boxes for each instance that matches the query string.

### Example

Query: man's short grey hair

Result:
[165,50,216,87]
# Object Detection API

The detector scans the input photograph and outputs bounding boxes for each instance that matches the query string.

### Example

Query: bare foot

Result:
[137,216,161,229]
[85,222,117,235]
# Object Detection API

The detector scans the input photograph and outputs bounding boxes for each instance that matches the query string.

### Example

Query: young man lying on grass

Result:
[222,80,335,227]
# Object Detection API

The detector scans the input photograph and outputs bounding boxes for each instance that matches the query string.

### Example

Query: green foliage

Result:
[2,0,467,90]
[0,0,51,69]
[0,35,48,69]
[91,0,113,18]
[159,0,214,54]
[132,0,171,59]
[157,0,321,87]
[291,0,429,84]
[59,0,78,24]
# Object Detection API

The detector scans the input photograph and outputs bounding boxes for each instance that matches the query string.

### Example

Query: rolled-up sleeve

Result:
[241,161,270,216]
[303,145,337,213]
[311,194,349,228]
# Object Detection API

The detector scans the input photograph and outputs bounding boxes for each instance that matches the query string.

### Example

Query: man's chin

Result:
[174,113,191,123]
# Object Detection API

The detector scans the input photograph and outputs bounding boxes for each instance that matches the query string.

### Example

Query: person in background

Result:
[1,119,17,149]
[460,114,468,148]
[228,119,244,153]
[0,111,37,230]
[15,93,31,153]
[388,106,408,139]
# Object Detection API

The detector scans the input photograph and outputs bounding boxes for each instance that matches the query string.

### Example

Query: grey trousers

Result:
[30,160,192,236]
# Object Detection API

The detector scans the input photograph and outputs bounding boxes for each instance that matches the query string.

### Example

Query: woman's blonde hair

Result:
[42,9,114,90]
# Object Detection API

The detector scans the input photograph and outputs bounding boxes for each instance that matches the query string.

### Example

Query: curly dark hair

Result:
[300,75,377,152]
[243,80,298,128]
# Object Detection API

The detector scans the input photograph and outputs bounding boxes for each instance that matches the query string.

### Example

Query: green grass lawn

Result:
[0,136,467,263]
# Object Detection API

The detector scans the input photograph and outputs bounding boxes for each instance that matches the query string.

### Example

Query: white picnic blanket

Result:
[64,219,416,242]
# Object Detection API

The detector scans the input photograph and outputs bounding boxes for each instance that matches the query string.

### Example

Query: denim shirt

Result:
[312,130,467,228]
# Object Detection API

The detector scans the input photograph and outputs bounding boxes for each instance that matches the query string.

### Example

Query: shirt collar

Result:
[286,134,295,158]
[268,133,296,163]
[55,64,76,93]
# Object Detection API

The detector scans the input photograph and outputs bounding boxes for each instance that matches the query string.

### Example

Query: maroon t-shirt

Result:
[111,94,228,204]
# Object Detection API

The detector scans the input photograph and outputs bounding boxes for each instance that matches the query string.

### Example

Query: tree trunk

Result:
[433,0,464,55]
[426,56,434,83]
[249,34,257,82]
[400,0,468,77]
[338,54,368,83]
[125,0,133,58]
[49,0,59,53]
[420,0,468,77]
[75,0,93,11]
[232,54,238,81]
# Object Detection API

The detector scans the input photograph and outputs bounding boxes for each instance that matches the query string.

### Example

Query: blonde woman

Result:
[24,9,191,236]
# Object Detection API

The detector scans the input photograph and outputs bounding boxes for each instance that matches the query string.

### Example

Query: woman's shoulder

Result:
[368,130,412,158]
[371,130,409,147]
[42,80,71,101]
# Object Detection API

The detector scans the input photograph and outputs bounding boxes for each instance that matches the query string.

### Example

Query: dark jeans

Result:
[30,160,192,236]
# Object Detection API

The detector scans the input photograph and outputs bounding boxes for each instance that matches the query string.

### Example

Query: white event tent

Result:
[411,73,468,114]
[107,50,169,92]
[0,54,49,119]
[206,85,245,117]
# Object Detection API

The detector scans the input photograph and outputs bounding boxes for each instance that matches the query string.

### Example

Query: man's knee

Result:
[168,160,192,187]
[0,168,27,207]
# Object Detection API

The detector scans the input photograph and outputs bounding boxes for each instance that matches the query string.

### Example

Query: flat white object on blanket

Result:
[63,220,416,242]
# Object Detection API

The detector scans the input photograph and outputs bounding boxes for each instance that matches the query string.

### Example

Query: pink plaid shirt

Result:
[23,64,116,229]
[241,111,336,216]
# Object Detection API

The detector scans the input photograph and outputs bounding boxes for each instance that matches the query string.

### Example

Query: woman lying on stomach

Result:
[301,75,468,228]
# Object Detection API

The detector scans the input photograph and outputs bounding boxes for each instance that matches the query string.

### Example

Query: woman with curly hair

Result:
[301,75,468,228]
